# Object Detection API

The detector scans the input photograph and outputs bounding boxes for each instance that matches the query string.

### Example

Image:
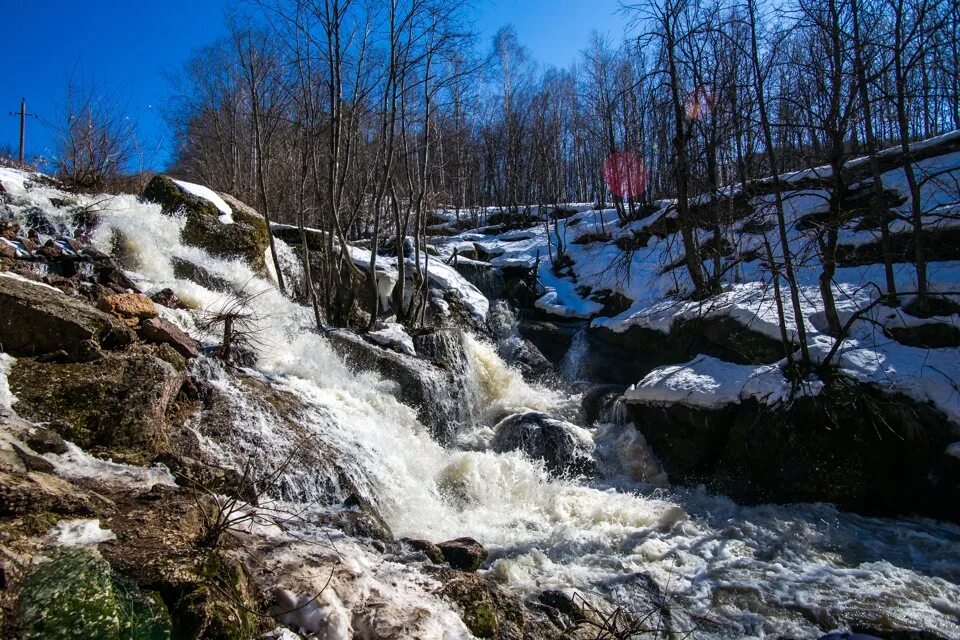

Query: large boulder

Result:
[8,346,187,457]
[628,379,960,521]
[490,412,597,477]
[141,176,270,273]
[0,273,135,361]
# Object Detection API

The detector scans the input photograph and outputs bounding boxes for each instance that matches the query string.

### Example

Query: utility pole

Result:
[8,98,37,166]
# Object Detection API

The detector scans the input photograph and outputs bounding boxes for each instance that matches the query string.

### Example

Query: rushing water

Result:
[8,186,960,639]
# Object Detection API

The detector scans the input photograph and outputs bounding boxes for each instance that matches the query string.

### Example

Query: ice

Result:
[45,442,177,490]
[0,353,16,409]
[47,519,117,548]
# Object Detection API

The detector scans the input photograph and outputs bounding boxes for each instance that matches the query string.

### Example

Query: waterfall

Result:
[7,184,960,639]
[559,326,589,383]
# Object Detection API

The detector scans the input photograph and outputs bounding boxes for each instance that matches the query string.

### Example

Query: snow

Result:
[624,355,809,409]
[47,518,117,548]
[45,442,177,490]
[367,322,416,356]
[172,178,234,223]
[0,270,64,293]
[0,353,16,409]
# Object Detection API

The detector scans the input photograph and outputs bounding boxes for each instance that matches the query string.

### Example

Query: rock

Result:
[9,347,186,457]
[437,537,488,572]
[142,175,270,274]
[0,273,135,360]
[139,317,199,359]
[628,377,960,521]
[400,538,445,564]
[97,292,158,321]
[490,412,597,477]
[24,427,68,455]
[172,554,261,640]
[886,316,960,349]
[150,288,185,309]
[508,338,555,383]
[18,549,171,640]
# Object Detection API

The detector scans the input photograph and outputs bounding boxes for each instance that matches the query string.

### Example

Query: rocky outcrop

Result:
[628,379,960,521]
[586,315,786,386]
[96,292,158,324]
[8,346,187,458]
[490,412,597,477]
[141,176,270,273]
[0,274,135,362]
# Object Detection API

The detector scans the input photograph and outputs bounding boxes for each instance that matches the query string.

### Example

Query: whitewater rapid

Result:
[16,188,960,638]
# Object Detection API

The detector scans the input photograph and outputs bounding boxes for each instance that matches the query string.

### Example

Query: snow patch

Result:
[172,178,234,223]
[0,270,64,293]
[624,355,808,409]
[367,323,416,356]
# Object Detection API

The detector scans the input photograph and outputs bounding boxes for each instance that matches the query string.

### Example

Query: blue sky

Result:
[0,0,624,170]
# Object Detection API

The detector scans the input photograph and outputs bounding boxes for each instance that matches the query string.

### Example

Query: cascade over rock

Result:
[490,411,597,477]
[326,327,476,441]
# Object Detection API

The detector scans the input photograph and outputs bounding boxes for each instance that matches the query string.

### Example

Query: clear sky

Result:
[0,0,625,170]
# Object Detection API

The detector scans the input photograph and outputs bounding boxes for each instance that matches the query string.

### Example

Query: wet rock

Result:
[628,378,960,521]
[139,317,199,359]
[491,412,597,477]
[172,257,233,294]
[142,175,270,274]
[400,538,445,564]
[579,385,628,426]
[331,493,393,541]
[24,427,68,455]
[0,273,135,360]
[437,537,488,572]
[11,445,55,473]
[150,288,185,309]
[97,292,158,322]
[9,347,187,457]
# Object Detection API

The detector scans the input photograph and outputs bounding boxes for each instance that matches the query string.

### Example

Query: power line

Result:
[8,98,38,165]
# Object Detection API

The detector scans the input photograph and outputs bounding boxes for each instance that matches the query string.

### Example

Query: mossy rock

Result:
[18,549,171,640]
[173,553,261,640]
[141,175,269,274]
